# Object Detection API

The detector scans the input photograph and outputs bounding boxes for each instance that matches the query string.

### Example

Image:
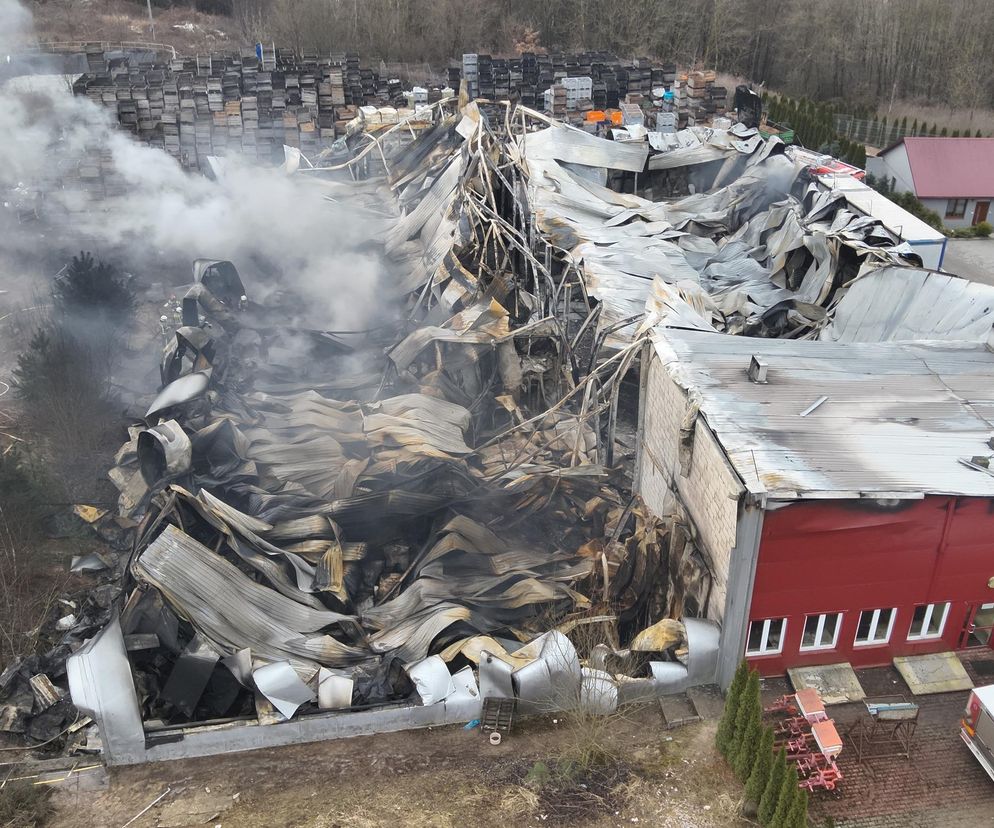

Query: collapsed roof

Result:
[7,99,983,759]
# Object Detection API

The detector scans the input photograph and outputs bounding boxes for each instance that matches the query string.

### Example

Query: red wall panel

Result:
[745,496,994,675]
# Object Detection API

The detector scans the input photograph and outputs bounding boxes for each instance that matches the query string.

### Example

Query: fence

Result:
[29,41,179,60]
[833,114,936,147]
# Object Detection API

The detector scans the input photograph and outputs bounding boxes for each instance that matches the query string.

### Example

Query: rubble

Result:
[4,86,952,762]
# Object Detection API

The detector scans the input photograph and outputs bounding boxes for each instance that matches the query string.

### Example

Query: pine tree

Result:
[952,129,961,138]
[930,123,938,136]
[54,251,135,324]
[900,115,908,137]
[744,726,775,808]
[911,118,918,135]
[759,748,787,826]
[978,129,984,137]
[733,674,763,780]
[940,126,948,136]
[770,763,800,828]
[716,661,749,756]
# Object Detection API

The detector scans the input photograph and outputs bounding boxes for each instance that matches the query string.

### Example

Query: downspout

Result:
[716,492,766,689]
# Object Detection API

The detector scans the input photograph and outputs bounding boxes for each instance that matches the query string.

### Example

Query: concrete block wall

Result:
[637,352,743,623]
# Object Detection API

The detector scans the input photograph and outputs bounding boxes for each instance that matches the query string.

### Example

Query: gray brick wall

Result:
[637,354,743,623]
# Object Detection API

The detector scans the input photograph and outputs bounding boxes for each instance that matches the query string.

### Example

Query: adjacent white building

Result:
[867,137,994,230]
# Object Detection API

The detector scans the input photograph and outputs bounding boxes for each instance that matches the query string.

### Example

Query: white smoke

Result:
[0,0,389,332]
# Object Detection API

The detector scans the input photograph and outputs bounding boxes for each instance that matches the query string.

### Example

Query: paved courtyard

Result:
[943,238,994,286]
[761,651,994,827]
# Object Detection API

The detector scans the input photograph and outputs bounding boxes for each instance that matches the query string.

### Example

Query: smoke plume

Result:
[0,0,389,332]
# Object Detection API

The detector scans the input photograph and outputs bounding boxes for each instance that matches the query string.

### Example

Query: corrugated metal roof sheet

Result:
[821,267,994,344]
[823,175,945,243]
[652,329,994,499]
[895,138,994,199]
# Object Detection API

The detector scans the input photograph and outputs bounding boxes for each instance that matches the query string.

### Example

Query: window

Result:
[854,608,896,646]
[800,613,842,651]
[907,602,950,640]
[746,618,786,656]
[946,199,968,219]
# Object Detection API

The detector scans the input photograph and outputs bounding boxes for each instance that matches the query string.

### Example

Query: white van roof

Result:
[974,684,994,710]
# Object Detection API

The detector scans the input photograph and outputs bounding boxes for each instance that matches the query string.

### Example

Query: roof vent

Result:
[748,356,768,384]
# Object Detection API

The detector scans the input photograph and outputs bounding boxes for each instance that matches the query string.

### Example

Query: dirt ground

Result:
[25,0,232,56]
[46,709,746,828]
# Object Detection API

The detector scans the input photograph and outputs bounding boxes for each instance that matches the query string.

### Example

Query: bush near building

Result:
[716,662,808,827]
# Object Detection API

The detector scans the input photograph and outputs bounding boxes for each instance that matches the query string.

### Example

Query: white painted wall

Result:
[873,147,992,230]
[924,197,991,229]
[872,144,915,194]
[636,350,744,623]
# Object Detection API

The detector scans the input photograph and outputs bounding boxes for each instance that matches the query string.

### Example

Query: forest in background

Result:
[23,0,994,117]
[195,0,994,112]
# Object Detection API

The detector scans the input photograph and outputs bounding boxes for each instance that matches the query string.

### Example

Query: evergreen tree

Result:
[54,251,135,324]
[787,788,809,828]
[952,129,961,137]
[716,661,749,756]
[733,673,763,780]
[759,748,787,825]
[940,126,948,136]
[770,763,800,828]
[744,725,775,807]
[978,129,984,137]
[911,118,918,135]
[930,123,938,136]
[900,115,908,136]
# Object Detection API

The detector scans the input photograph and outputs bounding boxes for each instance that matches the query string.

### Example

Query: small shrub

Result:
[0,779,54,827]
[732,671,763,780]
[950,221,992,239]
[0,447,51,547]
[759,748,787,826]
[716,660,748,756]
[525,760,552,788]
[744,725,775,808]
[787,788,809,828]
[769,763,800,828]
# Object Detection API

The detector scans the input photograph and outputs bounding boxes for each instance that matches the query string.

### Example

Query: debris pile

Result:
[47,104,725,750]
[2,93,949,759]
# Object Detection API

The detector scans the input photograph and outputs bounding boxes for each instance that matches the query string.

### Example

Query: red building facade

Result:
[745,495,994,675]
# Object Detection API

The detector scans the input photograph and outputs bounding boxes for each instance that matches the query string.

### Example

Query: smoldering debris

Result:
[4,67,944,758]
[0,101,726,760]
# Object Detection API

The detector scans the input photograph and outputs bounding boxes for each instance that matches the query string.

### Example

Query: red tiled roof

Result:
[888,137,994,198]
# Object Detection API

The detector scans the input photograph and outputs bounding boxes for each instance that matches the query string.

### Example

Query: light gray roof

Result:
[653,329,994,499]
[821,267,994,344]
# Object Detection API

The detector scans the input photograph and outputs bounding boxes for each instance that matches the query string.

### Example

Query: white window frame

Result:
[746,618,786,656]
[853,608,897,647]
[799,612,843,652]
[907,602,950,641]
[946,198,968,219]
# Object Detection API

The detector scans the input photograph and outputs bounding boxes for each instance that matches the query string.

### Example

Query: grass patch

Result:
[0,782,54,828]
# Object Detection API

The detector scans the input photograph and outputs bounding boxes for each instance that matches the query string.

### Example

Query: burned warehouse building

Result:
[3,43,994,773]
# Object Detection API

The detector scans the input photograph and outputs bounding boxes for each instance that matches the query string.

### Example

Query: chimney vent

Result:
[748,355,768,384]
